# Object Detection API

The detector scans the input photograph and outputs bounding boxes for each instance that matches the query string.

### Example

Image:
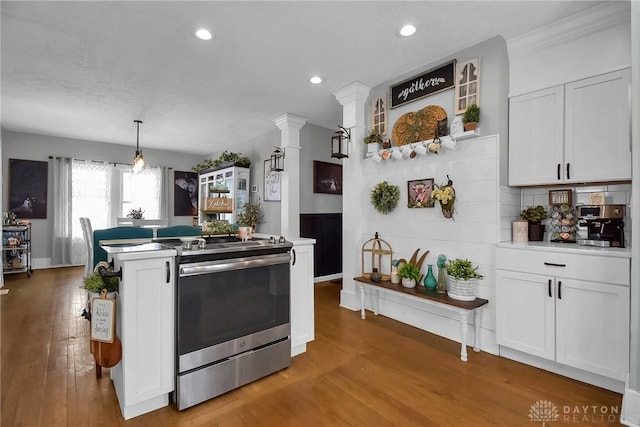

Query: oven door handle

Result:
[180,253,291,276]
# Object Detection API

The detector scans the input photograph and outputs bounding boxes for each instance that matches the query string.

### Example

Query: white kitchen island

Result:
[101,236,315,420]
[102,243,177,420]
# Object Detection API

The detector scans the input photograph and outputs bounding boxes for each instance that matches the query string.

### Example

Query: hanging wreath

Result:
[370,181,400,214]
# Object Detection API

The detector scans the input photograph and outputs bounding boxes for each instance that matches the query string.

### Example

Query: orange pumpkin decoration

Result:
[392,105,448,146]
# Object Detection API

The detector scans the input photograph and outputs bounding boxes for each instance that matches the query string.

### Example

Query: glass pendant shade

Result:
[132,151,145,174]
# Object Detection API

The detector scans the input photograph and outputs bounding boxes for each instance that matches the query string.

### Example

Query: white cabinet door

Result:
[564,69,631,183]
[116,257,175,413]
[556,278,630,381]
[508,86,564,186]
[496,269,555,360]
[290,242,315,357]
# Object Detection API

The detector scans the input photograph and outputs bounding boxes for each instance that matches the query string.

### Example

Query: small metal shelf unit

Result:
[2,223,33,277]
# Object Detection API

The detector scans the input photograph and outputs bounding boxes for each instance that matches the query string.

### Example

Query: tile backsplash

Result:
[521,184,632,245]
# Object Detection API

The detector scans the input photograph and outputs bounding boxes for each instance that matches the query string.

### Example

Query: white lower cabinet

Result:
[496,246,630,382]
[110,254,175,420]
[289,238,315,357]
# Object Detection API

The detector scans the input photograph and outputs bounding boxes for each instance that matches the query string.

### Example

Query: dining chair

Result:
[79,217,94,277]
[156,225,202,238]
[92,226,154,268]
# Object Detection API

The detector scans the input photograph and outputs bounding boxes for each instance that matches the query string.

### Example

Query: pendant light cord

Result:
[134,119,143,154]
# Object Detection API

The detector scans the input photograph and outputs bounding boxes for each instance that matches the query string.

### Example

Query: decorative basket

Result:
[446,277,477,301]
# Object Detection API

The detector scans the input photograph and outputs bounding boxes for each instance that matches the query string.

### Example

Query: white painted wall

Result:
[1,129,204,265]
[338,34,510,354]
[209,122,340,236]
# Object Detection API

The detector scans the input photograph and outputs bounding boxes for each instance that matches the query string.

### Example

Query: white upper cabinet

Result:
[564,69,631,183]
[508,86,564,186]
[508,68,631,186]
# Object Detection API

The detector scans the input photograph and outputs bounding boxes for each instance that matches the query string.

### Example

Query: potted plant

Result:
[445,258,483,301]
[370,181,400,214]
[84,271,118,298]
[192,151,251,173]
[236,201,263,232]
[364,128,384,155]
[462,103,480,131]
[127,207,144,220]
[521,205,547,241]
[397,262,421,289]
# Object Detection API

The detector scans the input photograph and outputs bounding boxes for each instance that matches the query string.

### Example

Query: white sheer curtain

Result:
[71,160,112,266]
[50,157,73,265]
[160,166,171,220]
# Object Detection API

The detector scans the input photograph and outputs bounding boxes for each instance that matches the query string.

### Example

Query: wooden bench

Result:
[354,276,489,361]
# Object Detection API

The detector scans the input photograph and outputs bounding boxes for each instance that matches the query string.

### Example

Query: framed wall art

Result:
[9,158,48,219]
[455,57,480,115]
[174,171,199,216]
[407,178,434,208]
[313,161,342,195]
[264,159,281,201]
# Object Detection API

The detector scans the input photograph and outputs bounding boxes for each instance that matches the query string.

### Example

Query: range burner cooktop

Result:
[156,235,292,258]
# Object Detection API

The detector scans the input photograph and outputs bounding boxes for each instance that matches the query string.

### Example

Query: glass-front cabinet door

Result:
[198,165,250,226]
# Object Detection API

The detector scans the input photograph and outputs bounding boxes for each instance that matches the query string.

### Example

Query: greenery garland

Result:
[370,181,400,214]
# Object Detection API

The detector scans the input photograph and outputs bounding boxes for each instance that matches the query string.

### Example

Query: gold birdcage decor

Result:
[361,232,393,281]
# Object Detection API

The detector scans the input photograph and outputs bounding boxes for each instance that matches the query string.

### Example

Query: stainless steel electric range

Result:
[161,235,293,411]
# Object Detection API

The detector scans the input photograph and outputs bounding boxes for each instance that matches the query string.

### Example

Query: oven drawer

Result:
[176,337,291,411]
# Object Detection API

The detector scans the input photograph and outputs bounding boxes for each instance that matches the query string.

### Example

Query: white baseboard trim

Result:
[32,258,83,270]
[314,273,342,283]
[339,289,359,311]
[622,381,640,426]
[499,346,624,393]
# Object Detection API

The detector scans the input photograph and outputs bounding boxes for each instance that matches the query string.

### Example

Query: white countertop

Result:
[101,242,177,261]
[497,241,631,258]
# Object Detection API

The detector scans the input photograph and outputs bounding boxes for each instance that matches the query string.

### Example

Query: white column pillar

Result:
[333,82,370,309]
[273,113,307,239]
[622,3,640,426]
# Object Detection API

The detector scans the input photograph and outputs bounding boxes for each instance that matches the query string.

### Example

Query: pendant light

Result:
[331,126,350,159]
[270,147,285,172]
[132,120,145,174]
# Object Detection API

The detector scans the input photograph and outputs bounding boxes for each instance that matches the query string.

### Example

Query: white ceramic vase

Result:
[401,277,416,288]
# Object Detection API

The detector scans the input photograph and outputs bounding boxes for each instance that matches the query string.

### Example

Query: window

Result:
[70,160,163,266]
[119,166,161,219]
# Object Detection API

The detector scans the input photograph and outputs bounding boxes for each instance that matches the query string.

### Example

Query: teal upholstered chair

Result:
[92,226,154,268]
[156,225,202,238]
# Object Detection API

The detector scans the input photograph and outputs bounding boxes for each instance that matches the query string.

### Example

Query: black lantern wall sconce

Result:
[270,147,285,172]
[331,126,351,159]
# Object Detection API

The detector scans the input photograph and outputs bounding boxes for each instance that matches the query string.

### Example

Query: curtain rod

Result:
[47,156,173,170]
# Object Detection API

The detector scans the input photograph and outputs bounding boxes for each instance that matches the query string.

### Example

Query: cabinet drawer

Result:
[496,247,629,286]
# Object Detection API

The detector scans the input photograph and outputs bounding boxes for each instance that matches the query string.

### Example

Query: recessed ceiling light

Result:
[310,76,322,84]
[399,24,416,37]
[194,28,213,41]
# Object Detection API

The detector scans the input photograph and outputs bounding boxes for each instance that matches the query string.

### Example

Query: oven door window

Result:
[178,262,289,356]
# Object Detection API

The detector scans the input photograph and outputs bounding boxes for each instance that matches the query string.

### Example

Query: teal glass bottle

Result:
[424,264,437,291]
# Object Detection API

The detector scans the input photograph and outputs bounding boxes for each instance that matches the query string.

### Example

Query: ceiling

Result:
[1,1,603,156]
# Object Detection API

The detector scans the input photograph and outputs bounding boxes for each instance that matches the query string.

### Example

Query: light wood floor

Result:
[1,267,623,426]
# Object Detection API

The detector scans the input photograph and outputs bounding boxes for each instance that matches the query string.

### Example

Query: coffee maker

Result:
[576,204,625,248]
